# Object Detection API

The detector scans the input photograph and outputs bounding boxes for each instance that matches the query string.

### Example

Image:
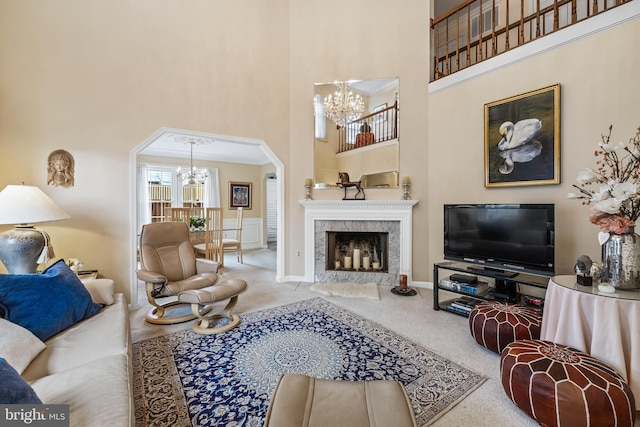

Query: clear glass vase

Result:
[601,227,640,290]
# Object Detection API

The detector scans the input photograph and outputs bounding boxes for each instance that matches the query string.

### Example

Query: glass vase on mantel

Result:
[601,227,640,290]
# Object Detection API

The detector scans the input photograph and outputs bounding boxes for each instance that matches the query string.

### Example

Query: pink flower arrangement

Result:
[589,212,635,234]
[568,124,640,235]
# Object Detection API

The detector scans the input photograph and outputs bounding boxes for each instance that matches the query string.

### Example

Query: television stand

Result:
[433,261,550,316]
[466,265,518,279]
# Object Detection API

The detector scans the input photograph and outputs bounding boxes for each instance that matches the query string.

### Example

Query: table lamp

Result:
[0,184,71,274]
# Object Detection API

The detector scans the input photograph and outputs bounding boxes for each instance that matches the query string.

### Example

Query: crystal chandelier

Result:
[175,137,210,185]
[323,81,365,128]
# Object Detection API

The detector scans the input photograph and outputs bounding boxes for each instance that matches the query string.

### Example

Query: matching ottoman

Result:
[178,279,248,334]
[265,373,417,427]
[501,339,636,427]
[468,301,541,354]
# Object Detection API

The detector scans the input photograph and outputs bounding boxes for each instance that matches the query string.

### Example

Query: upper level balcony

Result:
[430,0,632,82]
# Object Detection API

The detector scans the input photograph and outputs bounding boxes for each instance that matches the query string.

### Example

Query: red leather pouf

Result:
[501,340,636,427]
[468,301,541,354]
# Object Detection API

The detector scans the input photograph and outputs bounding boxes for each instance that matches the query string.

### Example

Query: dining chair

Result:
[190,206,205,220]
[165,207,191,223]
[223,207,243,264]
[193,207,224,273]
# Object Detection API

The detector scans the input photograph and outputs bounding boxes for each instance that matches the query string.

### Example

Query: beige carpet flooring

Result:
[128,248,543,427]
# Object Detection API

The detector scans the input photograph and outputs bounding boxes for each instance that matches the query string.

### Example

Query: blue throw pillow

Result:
[0,259,103,341]
[0,357,42,404]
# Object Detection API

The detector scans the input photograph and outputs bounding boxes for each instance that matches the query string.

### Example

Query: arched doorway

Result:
[129,127,285,308]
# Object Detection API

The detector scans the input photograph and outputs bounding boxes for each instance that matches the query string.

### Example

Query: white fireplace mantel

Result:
[300,200,418,283]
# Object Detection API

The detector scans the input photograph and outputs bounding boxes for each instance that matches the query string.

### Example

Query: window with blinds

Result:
[147,167,205,222]
[148,169,173,222]
[182,184,205,209]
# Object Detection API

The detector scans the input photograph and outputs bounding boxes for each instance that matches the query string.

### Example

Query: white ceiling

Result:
[139,130,271,166]
[349,77,398,96]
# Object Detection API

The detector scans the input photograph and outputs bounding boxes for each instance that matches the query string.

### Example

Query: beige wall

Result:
[428,19,640,278]
[0,1,290,296]
[0,1,638,301]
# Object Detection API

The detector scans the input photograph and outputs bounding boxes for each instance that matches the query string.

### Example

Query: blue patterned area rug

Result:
[133,297,485,426]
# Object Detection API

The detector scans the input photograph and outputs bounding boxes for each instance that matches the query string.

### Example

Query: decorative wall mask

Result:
[47,149,75,188]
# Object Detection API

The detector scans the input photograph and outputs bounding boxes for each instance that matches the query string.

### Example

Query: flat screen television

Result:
[444,204,555,277]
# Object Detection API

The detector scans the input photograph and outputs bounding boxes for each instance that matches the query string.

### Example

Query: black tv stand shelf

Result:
[465,265,518,278]
[433,261,550,317]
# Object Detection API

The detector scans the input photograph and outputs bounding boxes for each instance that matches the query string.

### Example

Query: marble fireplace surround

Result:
[300,200,418,285]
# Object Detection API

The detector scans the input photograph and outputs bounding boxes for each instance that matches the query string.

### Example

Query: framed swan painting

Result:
[484,84,560,187]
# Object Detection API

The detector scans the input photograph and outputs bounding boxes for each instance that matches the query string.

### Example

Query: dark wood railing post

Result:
[535,0,541,37]
[466,6,472,65]
[520,0,525,44]
[505,0,510,50]
[445,17,451,75]
[491,0,497,55]
[478,0,484,60]
[455,11,461,72]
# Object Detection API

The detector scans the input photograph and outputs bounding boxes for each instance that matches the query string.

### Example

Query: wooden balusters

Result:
[431,0,629,81]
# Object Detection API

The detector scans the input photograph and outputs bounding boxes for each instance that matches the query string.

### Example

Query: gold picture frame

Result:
[229,182,252,210]
[484,84,560,187]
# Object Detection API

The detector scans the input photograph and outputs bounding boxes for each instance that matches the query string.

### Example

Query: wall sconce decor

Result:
[47,149,75,188]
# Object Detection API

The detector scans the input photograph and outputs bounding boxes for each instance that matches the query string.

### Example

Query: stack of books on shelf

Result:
[439,277,490,296]
[445,296,485,316]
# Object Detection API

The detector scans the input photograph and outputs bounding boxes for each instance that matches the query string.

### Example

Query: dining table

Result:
[189,227,241,246]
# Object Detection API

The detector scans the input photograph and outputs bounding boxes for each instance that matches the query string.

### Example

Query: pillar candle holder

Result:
[391,273,417,296]
[401,183,411,200]
[304,178,313,201]
[401,176,411,200]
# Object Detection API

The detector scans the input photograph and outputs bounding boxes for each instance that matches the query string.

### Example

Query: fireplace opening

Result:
[326,231,389,273]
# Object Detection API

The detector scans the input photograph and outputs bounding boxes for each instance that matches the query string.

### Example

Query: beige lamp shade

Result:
[0,184,70,225]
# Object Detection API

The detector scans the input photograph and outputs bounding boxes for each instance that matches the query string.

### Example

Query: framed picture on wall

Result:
[229,182,252,210]
[484,84,560,187]
[373,103,387,123]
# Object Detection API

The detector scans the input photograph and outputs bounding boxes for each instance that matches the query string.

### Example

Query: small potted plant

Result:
[190,216,205,231]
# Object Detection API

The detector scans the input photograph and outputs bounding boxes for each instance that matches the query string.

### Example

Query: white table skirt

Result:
[541,276,640,409]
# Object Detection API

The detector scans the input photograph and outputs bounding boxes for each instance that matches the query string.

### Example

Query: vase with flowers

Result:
[568,124,640,289]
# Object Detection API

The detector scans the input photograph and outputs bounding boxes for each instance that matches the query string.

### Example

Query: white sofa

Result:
[20,289,134,427]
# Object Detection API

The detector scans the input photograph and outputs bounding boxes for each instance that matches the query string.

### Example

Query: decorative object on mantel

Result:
[568,124,640,289]
[391,273,417,296]
[47,149,75,187]
[336,172,365,200]
[304,178,313,200]
[401,176,411,200]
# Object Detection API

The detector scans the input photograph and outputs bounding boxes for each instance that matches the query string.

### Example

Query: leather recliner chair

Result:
[136,221,221,324]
